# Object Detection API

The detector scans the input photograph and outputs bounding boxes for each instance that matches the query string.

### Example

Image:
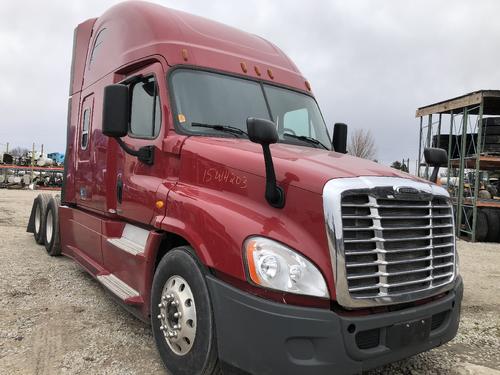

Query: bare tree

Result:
[9,146,29,157]
[391,160,409,172]
[347,129,377,160]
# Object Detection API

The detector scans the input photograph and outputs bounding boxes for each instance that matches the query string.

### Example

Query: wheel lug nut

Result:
[174,312,182,318]
[171,300,179,307]
[174,324,181,330]
[157,314,162,319]
[167,330,177,338]
[158,303,163,308]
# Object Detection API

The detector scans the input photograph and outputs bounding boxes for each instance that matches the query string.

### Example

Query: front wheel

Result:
[151,247,220,375]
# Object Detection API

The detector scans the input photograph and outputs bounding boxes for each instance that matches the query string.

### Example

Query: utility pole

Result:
[31,143,35,180]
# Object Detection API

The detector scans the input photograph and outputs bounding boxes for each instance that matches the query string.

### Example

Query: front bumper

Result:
[207,276,463,375]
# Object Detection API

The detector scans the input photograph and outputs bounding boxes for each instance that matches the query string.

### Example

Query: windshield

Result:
[170,69,331,149]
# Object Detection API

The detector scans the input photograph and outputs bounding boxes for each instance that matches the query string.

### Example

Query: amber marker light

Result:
[240,62,248,73]
[245,239,260,284]
[155,200,164,209]
[181,48,189,61]
[305,81,311,91]
[267,68,274,79]
[254,66,261,76]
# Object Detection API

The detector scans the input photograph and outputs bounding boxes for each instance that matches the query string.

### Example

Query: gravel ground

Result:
[0,189,499,375]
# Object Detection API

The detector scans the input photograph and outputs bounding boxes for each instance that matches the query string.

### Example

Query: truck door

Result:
[112,62,165,225]
[75,94,94,206]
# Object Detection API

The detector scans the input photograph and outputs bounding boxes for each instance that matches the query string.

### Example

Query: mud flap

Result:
[26,198,37,233]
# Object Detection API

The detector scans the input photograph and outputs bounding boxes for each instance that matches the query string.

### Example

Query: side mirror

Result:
[247,117,284,208]
[102,83,154,165]
[102,84,129,137]
[332,123,348,154]
[247,117,278,145]
[424,147,448,183]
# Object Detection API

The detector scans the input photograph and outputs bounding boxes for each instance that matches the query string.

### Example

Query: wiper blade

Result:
[191,122,248,137]
[283,133,329,150]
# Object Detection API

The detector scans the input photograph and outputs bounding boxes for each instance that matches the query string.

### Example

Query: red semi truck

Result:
[27,2,462,374]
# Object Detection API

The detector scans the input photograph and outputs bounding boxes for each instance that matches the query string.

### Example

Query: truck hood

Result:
[183,137,419,194]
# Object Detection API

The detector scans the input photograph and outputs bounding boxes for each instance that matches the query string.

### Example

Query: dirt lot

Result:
[0,189,499,375]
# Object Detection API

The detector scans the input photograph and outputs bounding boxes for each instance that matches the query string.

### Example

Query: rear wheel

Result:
[44,195,61,255]
[151,247,220,375]
[33,194,50,244]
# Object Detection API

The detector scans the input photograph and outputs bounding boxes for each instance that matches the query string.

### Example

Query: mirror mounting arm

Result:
[261,144,285,208]
[115,138,155,165]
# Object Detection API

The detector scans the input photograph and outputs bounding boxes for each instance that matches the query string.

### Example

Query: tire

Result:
[475,209,488,242]
[483,126,500,135]
[151,247,220,375]
[484,209,500,242]
[483,135,500,143]
[44,195,61,256]
[33,194,51,244]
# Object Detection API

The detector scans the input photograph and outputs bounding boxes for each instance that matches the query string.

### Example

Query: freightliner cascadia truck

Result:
[27,2,462,374]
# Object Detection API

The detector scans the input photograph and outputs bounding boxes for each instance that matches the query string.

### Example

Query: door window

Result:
[81,108,90,149]
[129,76,161,138]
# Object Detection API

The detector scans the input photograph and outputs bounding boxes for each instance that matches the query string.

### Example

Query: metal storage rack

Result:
[416,90,500,241]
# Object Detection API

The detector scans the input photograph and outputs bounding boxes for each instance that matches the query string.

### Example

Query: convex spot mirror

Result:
[424,147,448,167]
[247,117,278,145]
[424,147,448,183]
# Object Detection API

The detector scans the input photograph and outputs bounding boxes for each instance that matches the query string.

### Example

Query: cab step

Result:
[106,224,149,256]
[97,273,142,304]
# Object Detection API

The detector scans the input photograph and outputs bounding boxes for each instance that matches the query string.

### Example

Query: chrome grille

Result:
[323,177,457,308]
[342,195,455,298]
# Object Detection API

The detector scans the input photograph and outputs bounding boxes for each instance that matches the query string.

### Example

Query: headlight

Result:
[244,237,329,298]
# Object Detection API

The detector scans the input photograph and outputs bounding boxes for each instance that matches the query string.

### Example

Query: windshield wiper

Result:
[283,133,329,150]
[191,122,248,138]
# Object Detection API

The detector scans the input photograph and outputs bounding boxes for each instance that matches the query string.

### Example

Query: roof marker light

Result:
[267,69,274,79]
[305,81,311,91]
[254,66,261,76]
[181,49,188,61]
[240,62,248,73]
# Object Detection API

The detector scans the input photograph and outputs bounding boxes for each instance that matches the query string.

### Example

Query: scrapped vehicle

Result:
[27,2,462,374]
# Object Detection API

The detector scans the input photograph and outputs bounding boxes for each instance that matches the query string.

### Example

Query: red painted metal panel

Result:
[59,205,103,268]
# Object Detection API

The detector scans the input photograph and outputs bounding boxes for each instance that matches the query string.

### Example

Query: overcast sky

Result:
[1,0,500,168]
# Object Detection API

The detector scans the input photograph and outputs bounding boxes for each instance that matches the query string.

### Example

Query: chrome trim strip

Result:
[323,176,457,309]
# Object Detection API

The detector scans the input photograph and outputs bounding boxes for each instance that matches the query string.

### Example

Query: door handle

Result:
[117,177,123,204]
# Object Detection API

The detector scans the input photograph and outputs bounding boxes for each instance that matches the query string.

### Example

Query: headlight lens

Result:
[244,237,329,298]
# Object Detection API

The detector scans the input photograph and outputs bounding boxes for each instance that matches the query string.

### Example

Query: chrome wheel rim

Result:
[46,209,53,244]
[34,204,41,233]
[157,275,197,356]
